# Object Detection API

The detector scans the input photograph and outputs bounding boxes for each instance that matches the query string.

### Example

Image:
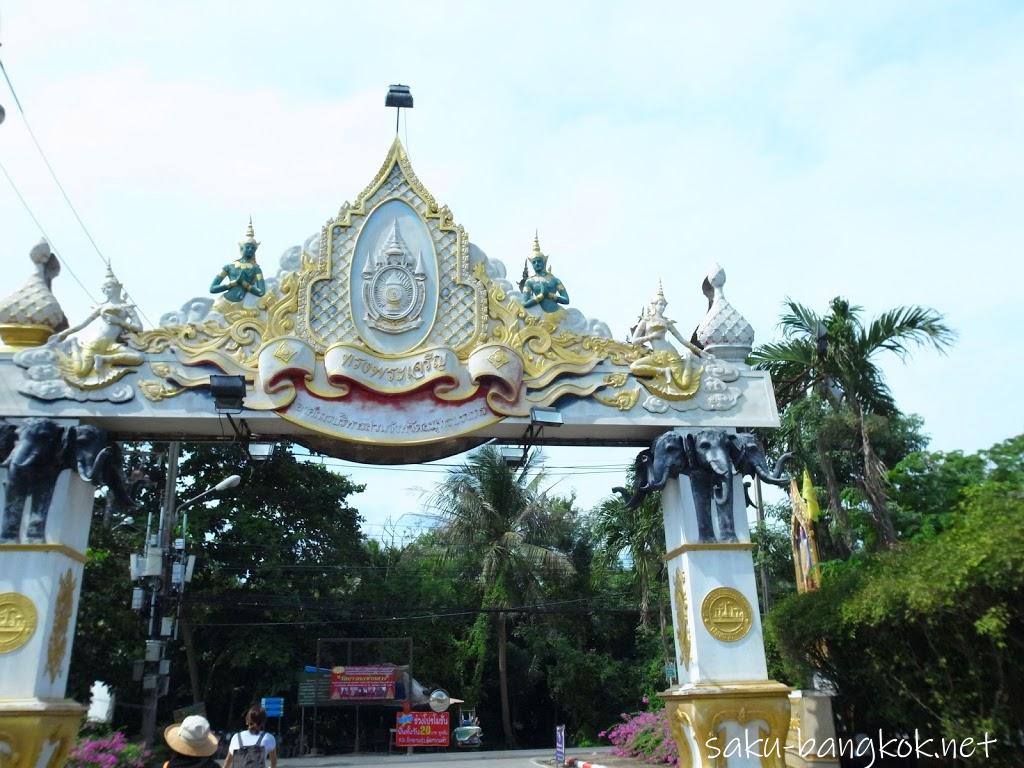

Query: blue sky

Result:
[2,2,1021,537]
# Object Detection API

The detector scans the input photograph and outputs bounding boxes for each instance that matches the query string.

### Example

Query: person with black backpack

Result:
[224,705,278,768]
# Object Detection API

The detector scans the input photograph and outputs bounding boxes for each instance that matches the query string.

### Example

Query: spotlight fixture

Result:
[247,442,276,462]
[385,84,413,133]
[209,375,246,413]
[385,84,414,109]
[529,406,564,427]
[499,445,525,468]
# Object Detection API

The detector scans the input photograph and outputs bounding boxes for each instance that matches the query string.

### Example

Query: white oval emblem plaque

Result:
[351,199,438,354]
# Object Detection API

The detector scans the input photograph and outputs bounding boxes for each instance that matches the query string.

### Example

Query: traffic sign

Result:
[261,697,284,717]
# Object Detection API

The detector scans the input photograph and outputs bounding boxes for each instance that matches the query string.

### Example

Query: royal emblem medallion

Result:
[361,219,427,334]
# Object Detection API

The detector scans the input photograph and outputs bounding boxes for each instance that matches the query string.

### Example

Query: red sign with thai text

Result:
[329,666,396,700]
[395,711,450,747]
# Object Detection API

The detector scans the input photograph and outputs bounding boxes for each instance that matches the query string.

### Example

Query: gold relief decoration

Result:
[127,137,712,443]
[604,372,629,388]
[273,341,298,365]
[665,707,695,768]
[45,570,76,683]
[674,569,691,670]
[0,593,37,654]
[700,587,753,643]
[487,347,510,369]
[663,682,792,768]
[0,705,83,768]
[132,268,299,377]
[594,387,641,411]
[138,379,185,402]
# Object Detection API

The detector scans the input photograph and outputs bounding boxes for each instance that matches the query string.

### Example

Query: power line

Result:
[0,157,98,303]
[189,597,639,627]
[0,55,110,267]
[0,53,154,327]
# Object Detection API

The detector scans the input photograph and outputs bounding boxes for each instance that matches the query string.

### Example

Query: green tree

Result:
[176,443,366,718]
[592,488,664,630]
[430,446,573,748]
[768,435,1024,762]
[591,486,674,678]
[751,298,954,548]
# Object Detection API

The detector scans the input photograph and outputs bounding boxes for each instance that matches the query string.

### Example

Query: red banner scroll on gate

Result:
[329,666,396,700]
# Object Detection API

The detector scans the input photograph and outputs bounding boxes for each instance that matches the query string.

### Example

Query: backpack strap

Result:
[255,732,265,747]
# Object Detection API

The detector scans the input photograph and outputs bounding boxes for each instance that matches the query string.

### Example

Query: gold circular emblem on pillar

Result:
[700,587,753,642]
[0,592,38,653]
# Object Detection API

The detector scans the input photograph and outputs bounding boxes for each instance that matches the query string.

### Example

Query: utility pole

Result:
[753,477,771,613]
[140,441,180,747]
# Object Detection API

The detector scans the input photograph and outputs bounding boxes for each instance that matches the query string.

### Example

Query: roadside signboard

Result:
[261,697,284,718]
[330,666,397,700]
[555,724,566,765]
[395,711,450,747]
[663,661,677,684]
[296,671,332,706]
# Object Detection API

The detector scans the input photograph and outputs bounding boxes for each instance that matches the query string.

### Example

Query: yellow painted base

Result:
[0,325,52,352]
[0,699,83,768]
[663,681,792,768]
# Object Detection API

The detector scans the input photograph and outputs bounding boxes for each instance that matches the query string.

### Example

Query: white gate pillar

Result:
[660,439,791,768]
[0,420,114,768]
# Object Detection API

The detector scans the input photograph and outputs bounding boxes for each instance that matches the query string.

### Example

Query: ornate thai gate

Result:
[1,137,794,767]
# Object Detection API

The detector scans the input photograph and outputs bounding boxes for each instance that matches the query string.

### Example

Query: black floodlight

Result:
[209,374,246,413]
[385,84,413,133]
[385,84,413,109]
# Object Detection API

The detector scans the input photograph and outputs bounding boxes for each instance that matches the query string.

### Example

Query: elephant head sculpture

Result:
[727,432,793,488]
[612,429,793,544]
[612,431,686,508]
[71,425,135,509]
[1,419,134,543]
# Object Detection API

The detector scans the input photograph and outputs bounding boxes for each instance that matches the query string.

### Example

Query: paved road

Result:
[280,747,614,767]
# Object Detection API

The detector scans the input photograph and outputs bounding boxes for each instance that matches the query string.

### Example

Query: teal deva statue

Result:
[520,232,569,313]
[210,219,267,302]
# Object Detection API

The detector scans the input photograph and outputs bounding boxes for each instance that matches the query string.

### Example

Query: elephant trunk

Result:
[640,461,672,494]
[712,471,733,507]
[754,451,794,487]
[614,449,655,510]
[78,444,109,483]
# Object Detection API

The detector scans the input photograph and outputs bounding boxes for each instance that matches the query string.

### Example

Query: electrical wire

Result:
[190,597,638,627]
[0,56,109,267]
[0,157,98,303]
[0,53,154,326]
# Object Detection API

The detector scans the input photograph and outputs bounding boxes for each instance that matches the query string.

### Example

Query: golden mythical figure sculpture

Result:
[48,266,144,389]
[628,281,704,400]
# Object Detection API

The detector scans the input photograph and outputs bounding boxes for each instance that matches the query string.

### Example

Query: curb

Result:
[566,758,609,768]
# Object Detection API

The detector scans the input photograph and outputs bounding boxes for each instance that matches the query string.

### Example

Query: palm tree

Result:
[431,445,573,748]
[593,487,673,673]
[593,489,664,629]
[750,297,954,548]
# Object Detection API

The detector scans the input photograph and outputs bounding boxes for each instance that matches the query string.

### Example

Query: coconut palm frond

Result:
[862,306,956,361]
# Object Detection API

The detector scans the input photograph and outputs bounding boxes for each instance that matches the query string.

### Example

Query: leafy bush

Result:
[601,699,678,766]
[66,731,150,768]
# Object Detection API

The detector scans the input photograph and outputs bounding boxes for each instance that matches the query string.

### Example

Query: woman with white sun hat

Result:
[163,715,221,768]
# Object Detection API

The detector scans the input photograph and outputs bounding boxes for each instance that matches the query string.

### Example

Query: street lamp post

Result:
[139,441,241,746]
